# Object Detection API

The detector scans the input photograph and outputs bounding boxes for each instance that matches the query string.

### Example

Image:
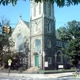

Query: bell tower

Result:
[30,0,56,70]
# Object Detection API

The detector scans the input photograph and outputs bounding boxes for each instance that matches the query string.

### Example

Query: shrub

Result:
[3,54,12,63]
[23,65,27,70]
[19,67,23,73]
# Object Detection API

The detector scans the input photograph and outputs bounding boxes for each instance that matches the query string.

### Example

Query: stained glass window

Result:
[35,39,41,53]
[17,34,24,52]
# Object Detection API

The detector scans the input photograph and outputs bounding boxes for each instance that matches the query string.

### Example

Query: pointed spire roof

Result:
[19,13,22,20]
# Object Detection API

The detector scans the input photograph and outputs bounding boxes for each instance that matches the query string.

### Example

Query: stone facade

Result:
[10,0,71,70]
[30,0,57,70]
[11,18,30,67]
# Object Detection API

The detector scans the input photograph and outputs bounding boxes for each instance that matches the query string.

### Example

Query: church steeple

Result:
[19,13,22,20]
[30,0,56,69]
[30,1,54,20]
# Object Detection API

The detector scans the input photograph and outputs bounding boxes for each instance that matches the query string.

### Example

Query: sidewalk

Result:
[0,72,74,78]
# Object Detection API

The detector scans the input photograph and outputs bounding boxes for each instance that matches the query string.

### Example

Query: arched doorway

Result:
[57,50,63,63]
[35,54,39,67]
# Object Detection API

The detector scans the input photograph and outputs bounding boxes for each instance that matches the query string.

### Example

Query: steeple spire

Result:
[19,13,22,19]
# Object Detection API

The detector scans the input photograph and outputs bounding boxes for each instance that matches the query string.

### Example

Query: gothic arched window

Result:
[57,51,63,63]
[35,39,41,53]
[34,5,36,17]
[47,40,51,48]
[34,22,38,33]
[17,34,24,52]
[47,23,51,33]
[47,23,49,31]
[48,2,51,16]
[39,3,41,15]
[44,2,46,15]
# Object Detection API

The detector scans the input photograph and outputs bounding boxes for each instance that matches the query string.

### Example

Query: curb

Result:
[0,72,74,78]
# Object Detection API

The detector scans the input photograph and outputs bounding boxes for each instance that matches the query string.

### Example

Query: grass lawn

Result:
[39,68,75,74]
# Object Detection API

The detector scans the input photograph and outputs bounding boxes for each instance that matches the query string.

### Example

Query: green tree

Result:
[3,53,12,63]
[0,0,80,7]
[57,20,80,68]
[0,16,12,67]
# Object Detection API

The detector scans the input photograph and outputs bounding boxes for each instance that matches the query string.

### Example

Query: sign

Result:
[8,59,12,63]
[8,59,12,66]
[8,63,11,66]
[58,65,64,68]
[45,61,48,67]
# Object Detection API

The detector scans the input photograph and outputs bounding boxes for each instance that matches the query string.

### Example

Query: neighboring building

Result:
[10,0,71,70]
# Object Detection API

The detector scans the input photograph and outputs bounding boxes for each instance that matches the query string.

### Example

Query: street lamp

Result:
[43,51,45,70]
[55,53,57,69]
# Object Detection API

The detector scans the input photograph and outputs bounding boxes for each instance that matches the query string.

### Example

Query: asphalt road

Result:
[0,71,79,80]
[0,76,80,80]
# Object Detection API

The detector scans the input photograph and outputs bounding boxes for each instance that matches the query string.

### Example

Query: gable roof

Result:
[11,18,30,39]
[23,21,29,27]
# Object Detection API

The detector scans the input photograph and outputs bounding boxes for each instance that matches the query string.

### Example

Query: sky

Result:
[0,0,80,30]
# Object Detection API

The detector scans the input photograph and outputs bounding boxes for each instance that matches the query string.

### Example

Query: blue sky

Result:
[0,0,80,30]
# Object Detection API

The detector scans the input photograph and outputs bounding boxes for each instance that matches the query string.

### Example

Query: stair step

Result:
[24,67,39,73]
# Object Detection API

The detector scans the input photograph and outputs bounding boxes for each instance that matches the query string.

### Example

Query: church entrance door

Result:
[35,54,39,67]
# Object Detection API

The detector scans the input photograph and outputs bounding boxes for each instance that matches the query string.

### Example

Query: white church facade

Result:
[10,0,71,70]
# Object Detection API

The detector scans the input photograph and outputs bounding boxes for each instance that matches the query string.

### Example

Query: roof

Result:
[11,28,15,32]
[23,21,29,27]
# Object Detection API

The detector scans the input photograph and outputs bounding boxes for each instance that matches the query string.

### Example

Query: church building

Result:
[11,0,71,70]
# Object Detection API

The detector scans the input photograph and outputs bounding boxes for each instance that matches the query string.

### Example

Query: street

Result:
[0,76,80,80]
[0,77,79,80]
[0,72,80,80]
[0,76,25,80]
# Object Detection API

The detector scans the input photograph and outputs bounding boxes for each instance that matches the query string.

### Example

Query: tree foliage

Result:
[0,16,11,47]
[0,16,12,67]
[0,0,80,7]
[57,20,80,67]
[3,53,12,63]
